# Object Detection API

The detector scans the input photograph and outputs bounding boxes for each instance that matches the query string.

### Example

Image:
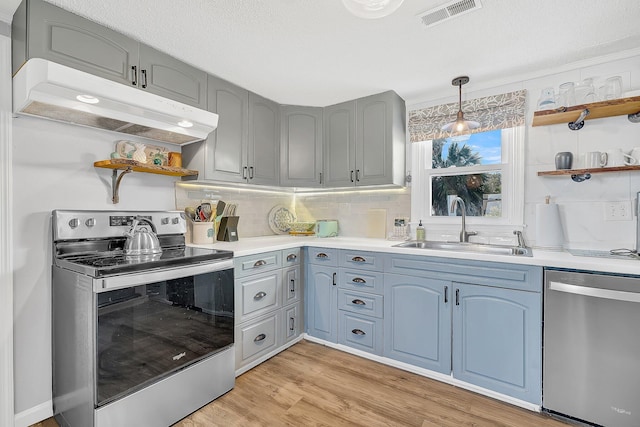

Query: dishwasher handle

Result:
[549,280,640,303]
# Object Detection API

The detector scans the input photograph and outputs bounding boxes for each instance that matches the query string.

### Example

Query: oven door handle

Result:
[96,259,234,292]
[549,280,640,303]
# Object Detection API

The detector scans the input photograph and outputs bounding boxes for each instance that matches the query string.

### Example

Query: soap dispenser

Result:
[416,220,425,241]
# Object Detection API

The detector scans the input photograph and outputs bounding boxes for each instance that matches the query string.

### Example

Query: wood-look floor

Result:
[33,340,571,427]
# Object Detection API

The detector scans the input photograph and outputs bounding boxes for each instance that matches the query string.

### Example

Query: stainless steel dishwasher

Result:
[543,268,640,427]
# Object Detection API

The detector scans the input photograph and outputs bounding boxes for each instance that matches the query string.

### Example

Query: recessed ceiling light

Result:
[76,94,99,104]
[178,120,194,128]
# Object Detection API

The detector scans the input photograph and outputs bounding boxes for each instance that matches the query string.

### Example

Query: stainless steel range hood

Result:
[13,58,218,145]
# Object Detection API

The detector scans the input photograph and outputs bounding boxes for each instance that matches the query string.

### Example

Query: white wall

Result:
[12,117,176,425]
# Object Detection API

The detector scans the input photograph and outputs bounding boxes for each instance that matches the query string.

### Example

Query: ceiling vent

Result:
[416,0,482,28]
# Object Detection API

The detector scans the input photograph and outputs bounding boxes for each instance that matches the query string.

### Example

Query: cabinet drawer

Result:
[282,248,301,266]
[385,255,542,292]
[338,312,383,355]
[339,250,384,272]
[307,247,338,266]
[283,266,301,306]
[338,289,383,318]
[235,312,280,369]
[236,270,281,321]
[338,269,384,295]
[283,302,302,344]
[235,251,281,278]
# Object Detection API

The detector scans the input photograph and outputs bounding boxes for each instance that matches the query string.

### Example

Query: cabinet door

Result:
[138,44,207,109]
[384,274,451,374]
[24,0,138,85]
[305,264,337,342]
[280,106,323,187]
[452,283,541,404]
[323,100,356,187]
[203,75,249,182]
[283,266,301,306]
[283,302,302,344]
[355,91,405,186]
[248,92,280,185]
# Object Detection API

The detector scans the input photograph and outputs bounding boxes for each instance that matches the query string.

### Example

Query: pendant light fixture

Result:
[441,76,480,134]
[341,0,405,19]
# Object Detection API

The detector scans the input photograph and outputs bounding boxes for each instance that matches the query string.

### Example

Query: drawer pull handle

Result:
[290,279,296,294]
[253,260,267,267]
[351,329,366,336]
[351,256,366,262]
[254,333,266,342]
[254,291,267,300]
[352,299,366,306]
[352,277,366,284]
[286,253,297,261]
[289,317,295,331]
[316,253,328,258]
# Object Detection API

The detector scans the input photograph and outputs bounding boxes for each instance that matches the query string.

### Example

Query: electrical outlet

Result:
[604,201,633,221]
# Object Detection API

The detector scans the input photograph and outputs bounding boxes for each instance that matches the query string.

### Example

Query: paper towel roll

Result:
[535,203,564,250]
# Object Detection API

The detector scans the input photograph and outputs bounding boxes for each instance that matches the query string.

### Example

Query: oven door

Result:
[94,260,234,406]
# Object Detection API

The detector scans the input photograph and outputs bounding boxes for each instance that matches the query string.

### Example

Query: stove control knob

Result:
[68,218,79,229]
[161,217,169,225]
[171,217,180,224]
[85,218,96,227]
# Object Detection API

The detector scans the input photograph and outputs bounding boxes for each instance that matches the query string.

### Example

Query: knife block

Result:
[216,216,239,242]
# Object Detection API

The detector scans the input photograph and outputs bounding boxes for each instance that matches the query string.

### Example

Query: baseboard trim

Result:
[15,400,53,427]
[302,334,541,413]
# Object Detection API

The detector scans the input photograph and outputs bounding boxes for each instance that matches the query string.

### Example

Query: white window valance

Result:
[408,89,527,142]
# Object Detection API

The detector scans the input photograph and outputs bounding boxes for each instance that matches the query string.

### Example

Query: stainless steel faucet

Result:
[451,197,477,243]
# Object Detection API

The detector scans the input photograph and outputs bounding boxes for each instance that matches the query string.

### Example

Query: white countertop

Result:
[191,236,640,276]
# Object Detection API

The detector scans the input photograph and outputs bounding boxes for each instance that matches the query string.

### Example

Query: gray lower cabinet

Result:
[305,263,337,342]
[280,106,323,187]
[383,274,451,373]
[234,248,302,372]
[324,91,406,188]
[183,79,279,185]
[13,0,207,108]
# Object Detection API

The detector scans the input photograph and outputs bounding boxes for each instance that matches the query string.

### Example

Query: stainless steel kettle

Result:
[124,216,162,256]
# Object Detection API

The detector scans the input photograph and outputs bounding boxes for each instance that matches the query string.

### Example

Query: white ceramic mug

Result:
[606,149,634,167]
[585,151,607,168]
[627,147,640,165]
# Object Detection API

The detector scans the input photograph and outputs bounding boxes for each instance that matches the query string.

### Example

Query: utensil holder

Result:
[217,216,239,242]
[191,221,215,244]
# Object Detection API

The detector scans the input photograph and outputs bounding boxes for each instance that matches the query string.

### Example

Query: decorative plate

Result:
[268,205,296,235]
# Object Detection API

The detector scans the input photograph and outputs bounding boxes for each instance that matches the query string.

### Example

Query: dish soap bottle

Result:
[416,220,425,241]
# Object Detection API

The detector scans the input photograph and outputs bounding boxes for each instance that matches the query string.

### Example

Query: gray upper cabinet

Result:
[280,106,323,187]
[323,100,356,187]
[323,91,406,188]
[183,79,280,185]
[12,0,207,109]
[248,92,280,186]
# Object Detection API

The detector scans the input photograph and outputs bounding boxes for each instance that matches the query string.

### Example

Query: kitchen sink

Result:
[393,240,533,257]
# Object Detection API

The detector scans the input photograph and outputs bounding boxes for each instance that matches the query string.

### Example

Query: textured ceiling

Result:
[1,0,640,106]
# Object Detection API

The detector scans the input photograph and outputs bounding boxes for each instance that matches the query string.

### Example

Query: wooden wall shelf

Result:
[538,165,640,176]
[94,159,198,203]
[532,96,640,127]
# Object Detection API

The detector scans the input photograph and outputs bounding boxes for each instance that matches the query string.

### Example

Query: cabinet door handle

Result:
[444,286,448,303]
[289,316,295,331]
[352,277,366,284]
[141,69,148,88]
[254,291,267,300]
[316,253,328,259]
[351,299,366,306]
[356,169,360,182]
[455,289,460,306]
[332,272,337,286]
[253,260,267,267]
[290,279,296,294]
[350,170,354,183]
[249,166,254,179]
[131,65,137,86]
[254,333,266,342]
[351,329,366,336]
[351,256,366,263]
[286,253,297,262]
[243,166,248,179]
[319,172,323,184]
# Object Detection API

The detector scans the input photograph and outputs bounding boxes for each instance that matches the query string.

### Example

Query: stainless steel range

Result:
[51,210,235,427]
